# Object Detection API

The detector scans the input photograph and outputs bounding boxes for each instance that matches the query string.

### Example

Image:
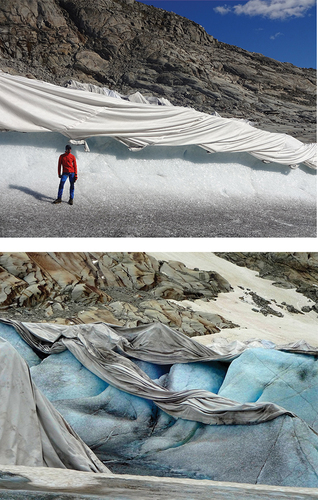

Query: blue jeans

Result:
[58,173,76,200]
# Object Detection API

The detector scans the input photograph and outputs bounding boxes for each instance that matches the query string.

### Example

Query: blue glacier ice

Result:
[30,349,108,401]
[218,347,318,431]
[52,380,159,455]
[166,361,227,392]
[135,414,318,486]
[2,328,318,487]
[133,358,169,381]
[0,322,41,367]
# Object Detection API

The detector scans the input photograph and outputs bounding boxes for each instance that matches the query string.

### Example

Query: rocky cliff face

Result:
[0,252,236,336]
[0,0,316,142]
[1,252,317,335]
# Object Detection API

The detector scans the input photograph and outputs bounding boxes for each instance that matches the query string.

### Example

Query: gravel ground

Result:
[0,193,316,238]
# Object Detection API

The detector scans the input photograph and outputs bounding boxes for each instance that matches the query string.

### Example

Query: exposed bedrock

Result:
[0,0,316,142]
[1,251,317,336]
[0,252,235,337]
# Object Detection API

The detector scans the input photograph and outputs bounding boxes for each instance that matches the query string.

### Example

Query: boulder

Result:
[0,252,234,336]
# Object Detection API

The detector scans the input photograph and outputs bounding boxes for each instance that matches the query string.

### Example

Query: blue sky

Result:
[137,0,316,69]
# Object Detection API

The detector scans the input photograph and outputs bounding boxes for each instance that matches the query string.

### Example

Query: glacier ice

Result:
[0,322,41,367]
[30,350,108,401]
[1,321,318,486]
[218,347,318,431]
[0,132,316,237]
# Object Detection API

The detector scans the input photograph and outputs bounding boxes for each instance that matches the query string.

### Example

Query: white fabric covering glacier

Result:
[0,71,316,169]
[65,79,173,106]
[0,337,109,472]
[4,319,318,427]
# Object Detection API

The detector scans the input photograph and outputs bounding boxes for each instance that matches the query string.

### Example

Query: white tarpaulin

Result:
[4,319,316,427]
[65,80,173,106]
[0,71,316,169]
[0,338,109,472]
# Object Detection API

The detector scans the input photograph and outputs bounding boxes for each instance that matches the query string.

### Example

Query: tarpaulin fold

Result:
[0,337,109,472]
[3,319,316,427]
[0,71,316,169]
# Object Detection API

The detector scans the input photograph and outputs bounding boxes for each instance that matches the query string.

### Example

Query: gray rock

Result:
[0,252,235,336]
[0,0,315,142]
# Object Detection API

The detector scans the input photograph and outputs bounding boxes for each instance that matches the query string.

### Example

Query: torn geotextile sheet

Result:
[3,319,317,427]
[0,71,316,168]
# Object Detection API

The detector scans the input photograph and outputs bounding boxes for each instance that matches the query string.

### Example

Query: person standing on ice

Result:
[53,145,78,205]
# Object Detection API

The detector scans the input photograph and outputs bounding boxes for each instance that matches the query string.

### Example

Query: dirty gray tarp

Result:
[3,319,317,427]
[0,337,109,471]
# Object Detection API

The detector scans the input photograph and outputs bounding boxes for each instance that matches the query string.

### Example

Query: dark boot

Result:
[68,198,73,205]
[53,198,62,204]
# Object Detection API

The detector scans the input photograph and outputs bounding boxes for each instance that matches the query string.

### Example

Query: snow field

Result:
[149,252,318,346]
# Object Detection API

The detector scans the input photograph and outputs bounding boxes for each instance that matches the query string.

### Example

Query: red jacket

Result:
[58,152,78,177]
